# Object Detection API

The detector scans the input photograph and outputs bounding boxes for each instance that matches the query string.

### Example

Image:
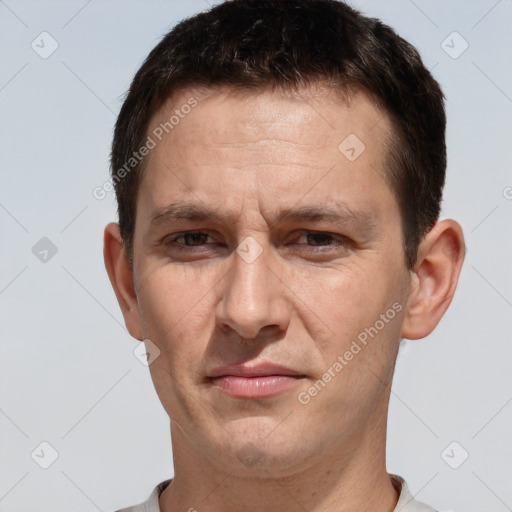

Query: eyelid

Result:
[173,230,211,240]
[289,229,349,243]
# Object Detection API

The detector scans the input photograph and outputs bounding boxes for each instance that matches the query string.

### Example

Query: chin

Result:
[209,419,311,476]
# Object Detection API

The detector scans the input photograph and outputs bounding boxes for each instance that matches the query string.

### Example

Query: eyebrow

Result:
[149,200,378,235]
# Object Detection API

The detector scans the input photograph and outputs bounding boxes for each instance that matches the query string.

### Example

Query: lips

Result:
[208,363,305,399]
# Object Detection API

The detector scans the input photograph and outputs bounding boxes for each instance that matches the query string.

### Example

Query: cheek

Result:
[292,262,392,346]
[136,264,220,420]
[299,259,404,387]
[136,263,218,363]
[297,269,403,430]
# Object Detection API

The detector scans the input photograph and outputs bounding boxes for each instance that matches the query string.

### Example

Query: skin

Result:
[104,84,465,512]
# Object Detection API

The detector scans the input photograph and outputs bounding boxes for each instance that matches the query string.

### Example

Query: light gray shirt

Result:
[115,473,438,511]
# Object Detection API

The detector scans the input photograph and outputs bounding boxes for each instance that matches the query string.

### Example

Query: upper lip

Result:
[208,363,304,378]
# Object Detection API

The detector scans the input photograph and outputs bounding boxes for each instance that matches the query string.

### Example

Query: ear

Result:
[103,222,143,340]
[401,219,465,340]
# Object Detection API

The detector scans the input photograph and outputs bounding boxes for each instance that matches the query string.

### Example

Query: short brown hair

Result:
[111,0,446,269]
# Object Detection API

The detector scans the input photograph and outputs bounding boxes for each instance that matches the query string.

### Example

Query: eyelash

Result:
[165,230,349,252]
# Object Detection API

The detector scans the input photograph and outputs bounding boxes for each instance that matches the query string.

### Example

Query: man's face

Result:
[131,85,410,475]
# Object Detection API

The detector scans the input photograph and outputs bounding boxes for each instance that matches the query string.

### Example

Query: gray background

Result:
[1,0,511,510]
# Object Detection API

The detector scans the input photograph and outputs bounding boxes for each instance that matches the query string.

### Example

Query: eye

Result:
[162,231,220,256]
[292,231,349,248]
[160,230,226,261]
[171,231,212,247]
[297,232,338,246]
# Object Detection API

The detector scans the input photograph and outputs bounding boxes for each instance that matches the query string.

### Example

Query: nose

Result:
[215,239,291,341]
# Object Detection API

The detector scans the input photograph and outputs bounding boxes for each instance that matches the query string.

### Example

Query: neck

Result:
[159,397,398,512]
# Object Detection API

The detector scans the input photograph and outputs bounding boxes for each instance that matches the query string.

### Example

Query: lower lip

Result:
[210,375,303,398]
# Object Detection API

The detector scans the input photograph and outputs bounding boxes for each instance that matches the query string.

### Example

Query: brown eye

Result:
[294,231,347,247]
[301,233,337,246]
[174,232,211,246]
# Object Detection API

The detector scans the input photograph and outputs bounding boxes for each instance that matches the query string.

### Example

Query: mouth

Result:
[207,364,306,399]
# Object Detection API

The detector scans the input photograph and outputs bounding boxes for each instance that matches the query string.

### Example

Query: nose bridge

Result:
[217,239,289,339]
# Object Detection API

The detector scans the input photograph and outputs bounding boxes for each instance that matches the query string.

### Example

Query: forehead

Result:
[148,84,391,154]
[138,84,397,224]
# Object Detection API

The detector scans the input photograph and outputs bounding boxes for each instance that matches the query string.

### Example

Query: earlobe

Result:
[401,219,465,340]
[103,222,143,340]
